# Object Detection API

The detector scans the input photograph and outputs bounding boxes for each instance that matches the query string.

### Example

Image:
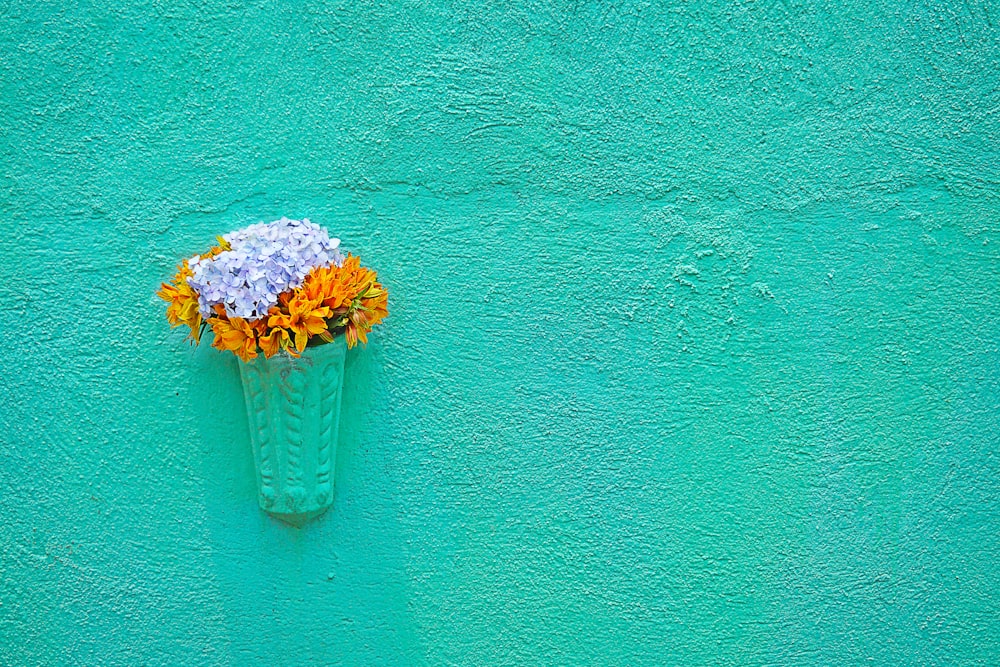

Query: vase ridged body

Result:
[238,338,347,526]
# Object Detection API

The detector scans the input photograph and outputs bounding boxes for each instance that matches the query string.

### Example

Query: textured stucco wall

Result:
[2,2,999,665]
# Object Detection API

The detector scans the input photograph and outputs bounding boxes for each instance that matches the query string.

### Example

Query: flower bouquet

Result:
[158,218,387,525]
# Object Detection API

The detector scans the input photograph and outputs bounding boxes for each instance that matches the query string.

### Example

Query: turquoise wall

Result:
[2,2,999,665]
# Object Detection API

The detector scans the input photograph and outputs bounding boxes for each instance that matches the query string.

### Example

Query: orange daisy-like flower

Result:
[300,255,363,311]
[298,255,388,349]
[209,316,261,362]
[157,261,203,342]
[258,326,290,359]
[267,295,332,354]
[364,290,388,327]
[157,242,230,344]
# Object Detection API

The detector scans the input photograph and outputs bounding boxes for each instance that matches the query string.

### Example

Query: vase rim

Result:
[240,334,348,365]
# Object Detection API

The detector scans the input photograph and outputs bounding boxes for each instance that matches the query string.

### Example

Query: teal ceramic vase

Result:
[237,337,347,526]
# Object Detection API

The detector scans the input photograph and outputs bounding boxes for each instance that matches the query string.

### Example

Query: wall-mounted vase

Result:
[238,337,347,526]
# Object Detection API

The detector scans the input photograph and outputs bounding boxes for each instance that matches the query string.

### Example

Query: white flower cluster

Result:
[187,218,344,320]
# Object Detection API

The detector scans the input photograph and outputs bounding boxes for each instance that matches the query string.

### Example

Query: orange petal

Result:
[294,330,308,353]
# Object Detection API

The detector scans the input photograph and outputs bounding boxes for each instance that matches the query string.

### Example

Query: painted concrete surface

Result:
[1,2,998,665]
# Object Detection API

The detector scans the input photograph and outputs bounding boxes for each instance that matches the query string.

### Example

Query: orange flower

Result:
[157,261,203,342]
[267,296,332,353]
[157,243,230,344]
[338,288,386,348]
[362,289,388,328]
[209,316,260,362]
[300,256,361,310]
[258,325,291,358]
[296,255,388,348]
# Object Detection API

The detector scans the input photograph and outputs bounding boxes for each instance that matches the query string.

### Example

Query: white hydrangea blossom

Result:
[187,218,344,320]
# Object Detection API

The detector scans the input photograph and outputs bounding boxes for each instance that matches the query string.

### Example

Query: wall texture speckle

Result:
[2,2,998,665]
